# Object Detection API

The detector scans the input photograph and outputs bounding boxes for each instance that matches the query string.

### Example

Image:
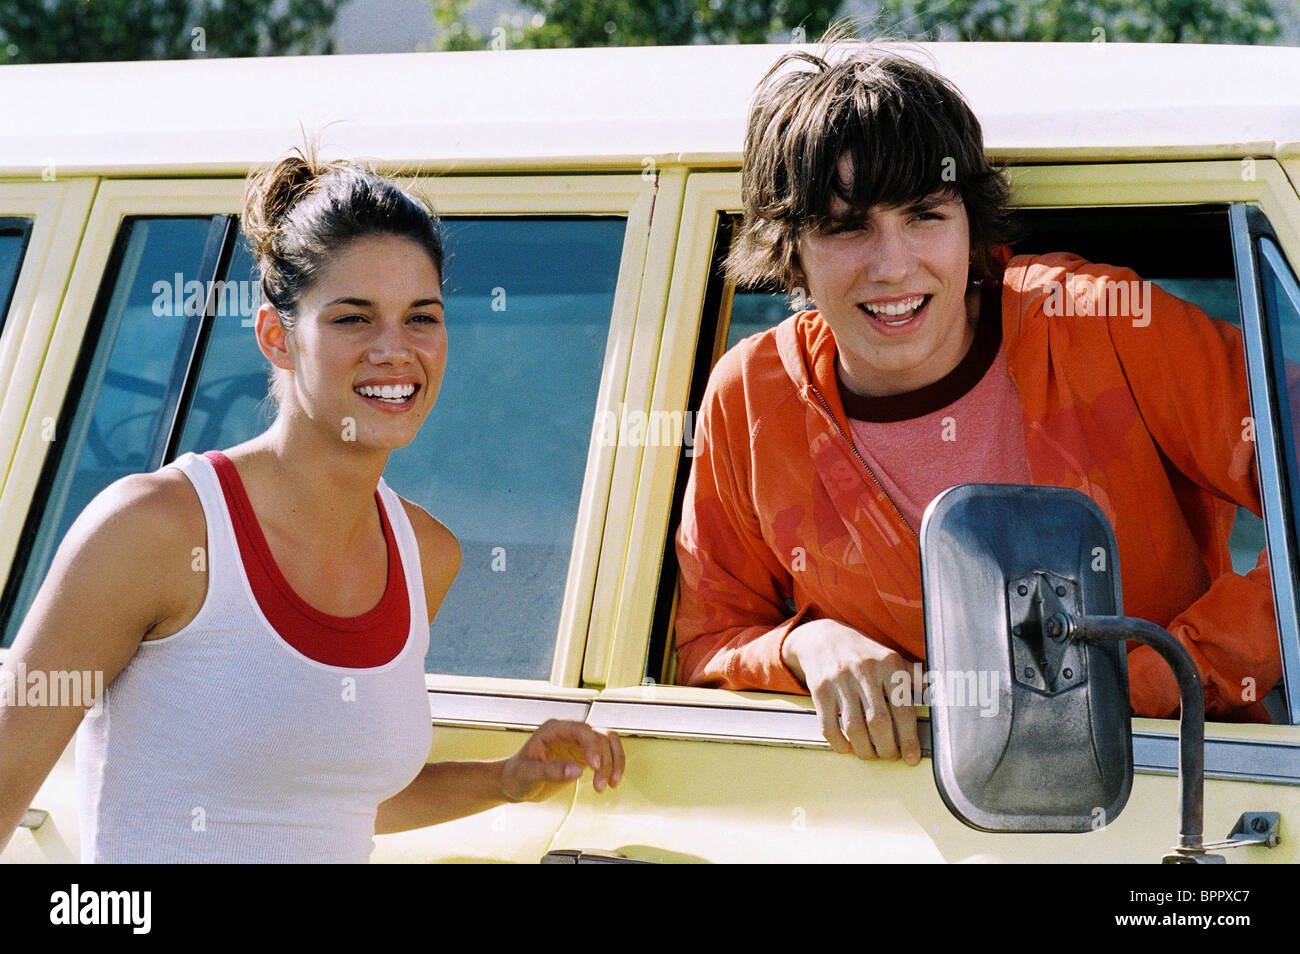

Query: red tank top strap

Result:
[203,450,411,668]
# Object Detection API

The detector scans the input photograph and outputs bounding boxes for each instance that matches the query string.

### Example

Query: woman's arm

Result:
[0,470,203,851]
[379,501,623,834]
[374,719,624,833]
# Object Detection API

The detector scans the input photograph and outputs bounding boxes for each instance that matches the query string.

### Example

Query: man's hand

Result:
[781,619,921,765]
[499,720,625,803]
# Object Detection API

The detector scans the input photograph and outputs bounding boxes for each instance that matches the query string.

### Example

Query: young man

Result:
[673,44,1282,763]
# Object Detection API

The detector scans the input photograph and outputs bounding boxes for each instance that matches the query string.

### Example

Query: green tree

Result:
[875,0,1280,43]
[0,0,345,65]
[432,0,842,50]
[432,0,489,50]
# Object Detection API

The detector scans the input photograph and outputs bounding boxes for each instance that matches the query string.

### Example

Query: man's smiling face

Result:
[796,154,976,398]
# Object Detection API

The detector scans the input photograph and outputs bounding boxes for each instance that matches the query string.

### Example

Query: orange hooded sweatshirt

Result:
[674,253,1282,720]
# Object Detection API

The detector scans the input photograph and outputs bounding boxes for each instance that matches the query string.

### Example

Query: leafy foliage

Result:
[432,0,843,50]
[0,0,345,64]
[431,0,1283,49]
[874,0,1280,44]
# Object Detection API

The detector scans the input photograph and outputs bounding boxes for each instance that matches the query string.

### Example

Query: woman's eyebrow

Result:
[322,295,444,308]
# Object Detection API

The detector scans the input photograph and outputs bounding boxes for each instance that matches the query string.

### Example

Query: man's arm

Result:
[1098,265,1282,718]
[673,356,807,694]
[673,351,920,762]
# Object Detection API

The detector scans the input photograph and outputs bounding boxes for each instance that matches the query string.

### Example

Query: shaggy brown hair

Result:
[727,43,1014,293]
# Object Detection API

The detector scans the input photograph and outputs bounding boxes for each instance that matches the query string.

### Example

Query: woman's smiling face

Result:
[261,233,446,450]
[796,154,976,398]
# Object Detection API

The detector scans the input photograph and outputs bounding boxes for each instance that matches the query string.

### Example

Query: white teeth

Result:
[862,295,925,316]
[355,383,416,401]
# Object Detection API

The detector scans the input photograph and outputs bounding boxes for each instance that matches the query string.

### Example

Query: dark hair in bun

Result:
[241,143,443,329]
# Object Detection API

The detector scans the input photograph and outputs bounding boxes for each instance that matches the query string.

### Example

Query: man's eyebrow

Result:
[825,203,866,223]
[907,194,960,212]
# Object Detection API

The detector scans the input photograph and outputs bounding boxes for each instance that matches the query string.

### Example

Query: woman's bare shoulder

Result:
[397,497,461,622]
[49,467,207,634]
[5,465,209,692]
[75,467,205,550]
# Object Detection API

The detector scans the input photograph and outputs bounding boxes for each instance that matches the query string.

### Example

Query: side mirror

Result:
[919,483,1131,833]
[920,484,1216,862]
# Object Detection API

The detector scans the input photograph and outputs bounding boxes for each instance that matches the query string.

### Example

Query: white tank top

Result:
[76,452,433,863]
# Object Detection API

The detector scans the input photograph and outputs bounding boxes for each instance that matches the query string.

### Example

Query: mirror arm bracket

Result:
[1045,612,1220,863]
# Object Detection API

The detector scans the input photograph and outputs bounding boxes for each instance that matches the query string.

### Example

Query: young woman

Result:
[0,149,623,862]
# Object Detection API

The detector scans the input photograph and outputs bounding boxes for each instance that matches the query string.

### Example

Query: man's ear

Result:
[255,302,295,372]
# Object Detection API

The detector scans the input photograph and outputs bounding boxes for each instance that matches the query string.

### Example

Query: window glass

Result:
[1151,278,1241,327]
[173,236,269,453]
[727,288,790,352]
[1261,237,1300,516]
[2,218,217,646]
[386,218,624,679]
[173,217,626,680]
[0,217,33,335]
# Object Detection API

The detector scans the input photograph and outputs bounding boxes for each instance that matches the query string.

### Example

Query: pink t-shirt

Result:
[842,291,1030,530]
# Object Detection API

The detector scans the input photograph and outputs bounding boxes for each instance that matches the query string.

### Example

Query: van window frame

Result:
[1232,204,1300,726]
[0,180,97,491]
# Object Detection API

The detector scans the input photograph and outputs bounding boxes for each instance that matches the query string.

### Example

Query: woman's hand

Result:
[498,720,625,803]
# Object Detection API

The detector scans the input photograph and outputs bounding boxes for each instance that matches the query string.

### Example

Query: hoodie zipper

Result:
[808,386,917,538]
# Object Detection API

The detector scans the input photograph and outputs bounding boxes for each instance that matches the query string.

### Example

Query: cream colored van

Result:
[2,41,1300,863]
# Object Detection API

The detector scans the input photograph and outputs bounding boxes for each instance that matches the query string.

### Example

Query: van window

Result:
[650,204,1277,705]
[3,212,626,681]
[171,235,268,453]
[169,217,628,680]
[387,217,624,678]
[1259,236,1300,541]
[1,216,223,646]
[0,217,33,333]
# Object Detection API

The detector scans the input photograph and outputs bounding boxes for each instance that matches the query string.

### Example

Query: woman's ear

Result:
[255,303,294,372]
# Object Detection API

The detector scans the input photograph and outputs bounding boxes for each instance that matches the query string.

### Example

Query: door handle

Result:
[540,849,651,864]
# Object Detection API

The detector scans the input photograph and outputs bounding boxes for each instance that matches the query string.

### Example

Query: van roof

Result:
[2,41,1299,176]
